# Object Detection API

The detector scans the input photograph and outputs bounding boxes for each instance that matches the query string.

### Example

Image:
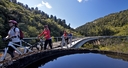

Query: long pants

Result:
[44,39,52,50]
[8,42,20,58]
[65,38,69,44]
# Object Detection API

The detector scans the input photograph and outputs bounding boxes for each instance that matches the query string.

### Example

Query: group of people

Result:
[3,20,73,58]
[63,30,73,45]
[60,30,73,49]
[3,20,52,58]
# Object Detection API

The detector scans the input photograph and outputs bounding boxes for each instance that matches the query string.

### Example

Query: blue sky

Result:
[17,0,128,29]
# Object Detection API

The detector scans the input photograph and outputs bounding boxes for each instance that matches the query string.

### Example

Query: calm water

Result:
[39,53,128,68]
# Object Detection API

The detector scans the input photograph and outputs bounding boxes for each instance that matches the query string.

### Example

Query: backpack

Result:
[14,27,24,39]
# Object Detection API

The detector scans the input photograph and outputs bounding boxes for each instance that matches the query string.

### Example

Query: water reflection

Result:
[39,53,128,68]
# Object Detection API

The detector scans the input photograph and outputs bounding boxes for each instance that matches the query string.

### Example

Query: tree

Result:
[50,15,53,19]
[35,7,38,10]
[53,16,57,22]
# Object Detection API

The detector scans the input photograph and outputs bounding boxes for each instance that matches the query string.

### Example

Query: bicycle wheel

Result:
[0,49,12,61]
[27,42,40,51]
[40,42,44,50]
[0,49,13,67]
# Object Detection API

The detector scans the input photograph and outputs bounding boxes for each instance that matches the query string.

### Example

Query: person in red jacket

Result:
[63,30,69,44]
[38,25,52,50]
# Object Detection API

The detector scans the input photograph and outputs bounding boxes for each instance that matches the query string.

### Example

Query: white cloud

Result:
[37,4,43,7]
[77,0,89,3]
[42,1,52,9]
[77,0,83,3]
[35,0,52,9]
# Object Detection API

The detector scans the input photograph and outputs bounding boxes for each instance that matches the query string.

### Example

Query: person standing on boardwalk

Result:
[68,31,73,46]
[38,25,52,50]
[63,30,69,44]
[61,30,69,48]
[3,20,21,58]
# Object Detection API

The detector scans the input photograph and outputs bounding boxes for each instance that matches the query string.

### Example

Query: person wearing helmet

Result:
[4,20,21,58]
[38,25,52,50]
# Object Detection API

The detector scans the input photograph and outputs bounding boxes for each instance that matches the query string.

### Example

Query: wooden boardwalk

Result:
[52,38,82,48]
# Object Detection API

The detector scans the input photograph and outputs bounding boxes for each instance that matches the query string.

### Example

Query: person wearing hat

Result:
[3,20,21,58]
[38,25,52,50]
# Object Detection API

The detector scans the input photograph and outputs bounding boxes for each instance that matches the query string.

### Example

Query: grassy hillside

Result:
[76,9,128,36]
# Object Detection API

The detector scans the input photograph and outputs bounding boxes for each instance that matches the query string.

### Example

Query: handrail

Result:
[22,36,84,49]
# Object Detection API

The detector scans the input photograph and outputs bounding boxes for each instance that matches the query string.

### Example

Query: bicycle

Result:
[21,37,45,51]
[0,37,33,66]
[32,37,53,50]
[21,39,40,51]
[31,37,45,50]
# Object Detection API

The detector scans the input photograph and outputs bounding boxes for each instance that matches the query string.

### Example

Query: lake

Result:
[38,53,128,68]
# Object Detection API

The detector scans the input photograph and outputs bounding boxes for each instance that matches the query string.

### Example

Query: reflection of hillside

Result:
[105,53,128,62]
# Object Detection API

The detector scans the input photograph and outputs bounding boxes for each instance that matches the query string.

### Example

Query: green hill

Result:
[0,0,81,38]
[76,9,128,36]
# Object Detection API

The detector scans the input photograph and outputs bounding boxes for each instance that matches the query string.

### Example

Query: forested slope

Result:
[76,9,128,36]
